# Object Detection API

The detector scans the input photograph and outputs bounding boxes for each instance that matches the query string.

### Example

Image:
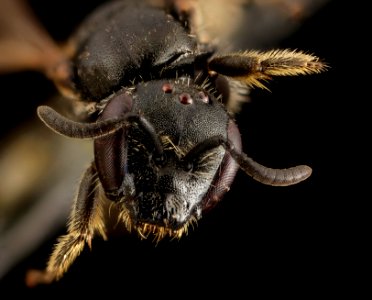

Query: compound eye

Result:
[162,83,173,93]
[198,91,209,103]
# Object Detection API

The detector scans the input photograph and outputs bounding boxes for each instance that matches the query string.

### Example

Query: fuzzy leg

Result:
[209,49,327,90]
[26,163,106,287]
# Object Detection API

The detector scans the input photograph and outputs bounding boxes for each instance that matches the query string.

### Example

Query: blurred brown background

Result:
[0,0,365,297]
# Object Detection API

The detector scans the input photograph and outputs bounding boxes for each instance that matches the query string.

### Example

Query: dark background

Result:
[0,0,365,297]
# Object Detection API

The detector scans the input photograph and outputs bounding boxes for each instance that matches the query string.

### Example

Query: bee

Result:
[0,0,326,286]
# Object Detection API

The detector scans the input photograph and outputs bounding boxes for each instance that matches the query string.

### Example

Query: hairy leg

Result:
[26,163,106,287]
[209,49,327,90]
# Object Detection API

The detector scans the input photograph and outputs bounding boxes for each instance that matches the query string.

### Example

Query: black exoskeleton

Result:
[71,1,200,101]
[1,0,326,286]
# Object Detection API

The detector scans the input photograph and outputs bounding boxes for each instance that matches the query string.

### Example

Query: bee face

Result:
[94,79,232,239]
